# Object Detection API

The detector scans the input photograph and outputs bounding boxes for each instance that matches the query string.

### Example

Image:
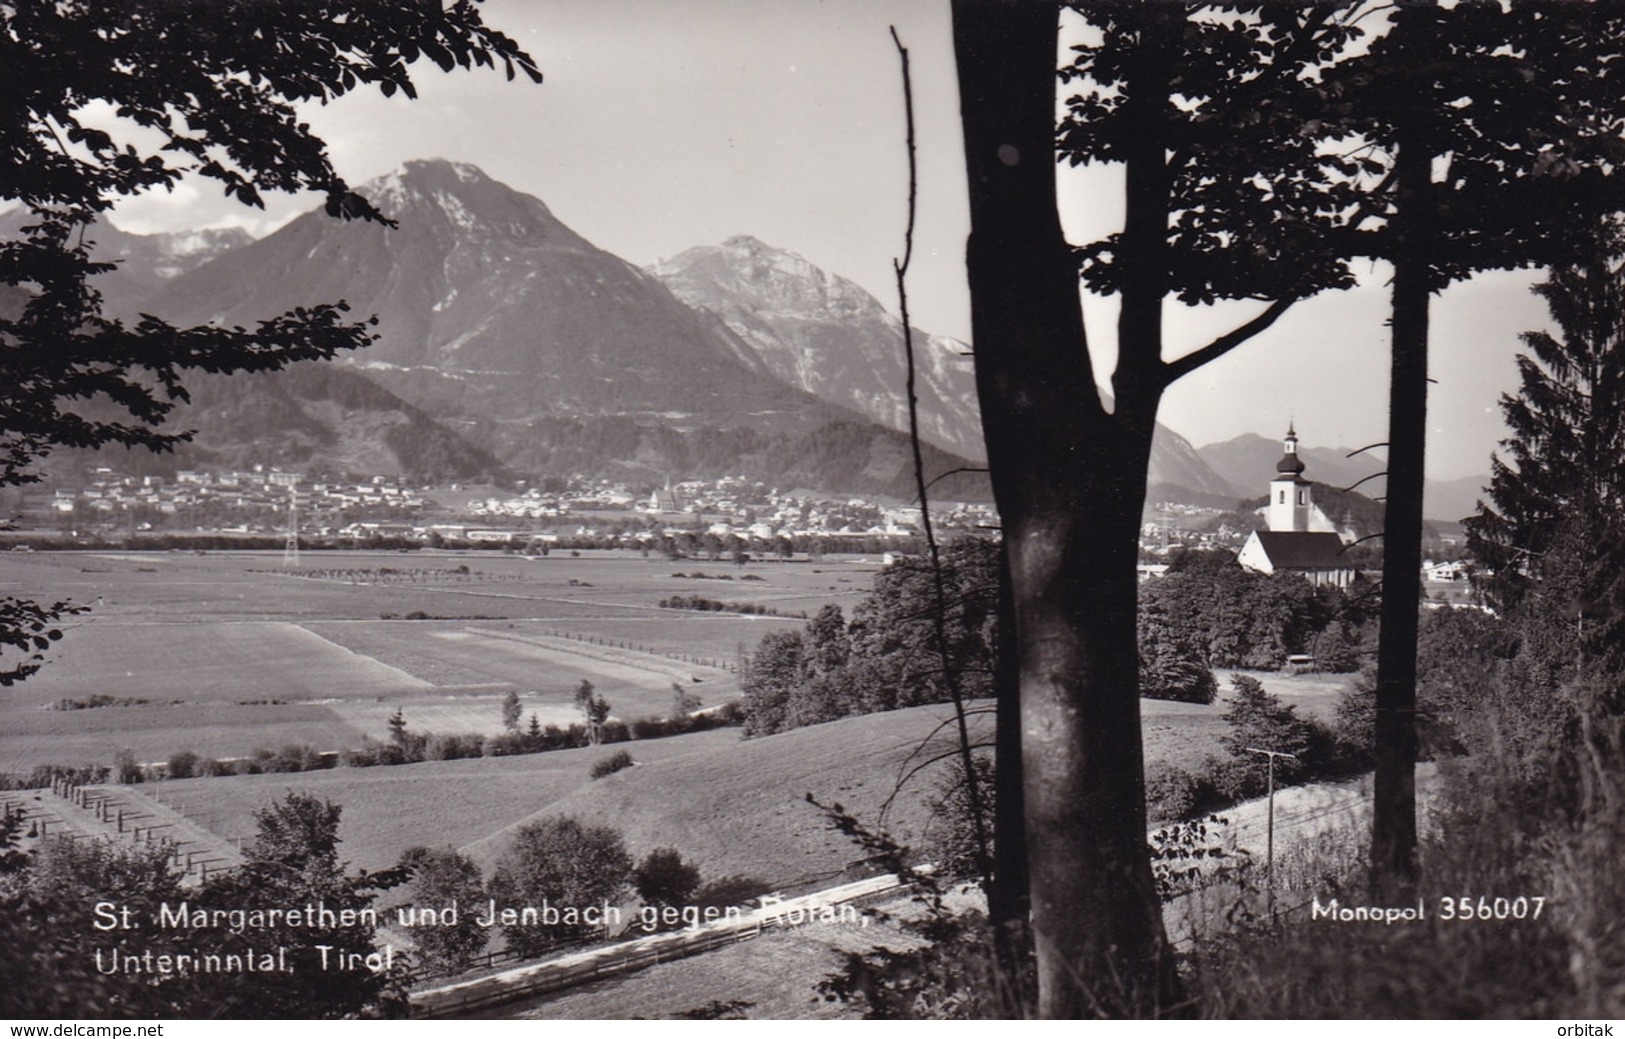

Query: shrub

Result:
[166,751,199,780]
[589,749,634,780]
[266,744,316,773]
[398,846,488,974]
[113,749,143,785]
[426,733,485,761]
[1140,641,1217,703]
[482,732,526,758]
[340,738,392,768]
[488,817,632,954]
[630,716,674,740]
[1221,673,1331,787]
[923,756,996,882]
[1145,760,1228,821]
[633,847,702,910]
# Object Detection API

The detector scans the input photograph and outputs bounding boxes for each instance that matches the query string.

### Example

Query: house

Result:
[1237,426,1358,588]
[1426,560,1467,582]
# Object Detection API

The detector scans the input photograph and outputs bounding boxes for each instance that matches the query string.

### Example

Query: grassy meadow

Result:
[0,548,864,767]
[2,546,1376,1019]
[0,545,1347,877]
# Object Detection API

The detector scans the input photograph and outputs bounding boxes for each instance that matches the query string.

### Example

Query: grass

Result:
[1186,725,1625,1019]
[142,688,1238,883]
[153,726,745,872]
[0,550,867,773]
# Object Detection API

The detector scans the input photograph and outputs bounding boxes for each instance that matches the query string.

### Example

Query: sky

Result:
[104,0,1560,482]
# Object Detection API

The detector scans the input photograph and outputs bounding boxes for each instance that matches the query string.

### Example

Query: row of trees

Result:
[403,824,766,975]
[739,539,999,737]
[739,535,1370,732]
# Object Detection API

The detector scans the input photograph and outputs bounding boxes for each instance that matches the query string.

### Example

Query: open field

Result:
[2,545,1301,1019]
[1137,668,1355,772]
[136,682,1259,885]
[0,702,364,772]
[151,726,745,873]
[2,546,1338,1020]
[0,549,876,771]
[145,703,992,880]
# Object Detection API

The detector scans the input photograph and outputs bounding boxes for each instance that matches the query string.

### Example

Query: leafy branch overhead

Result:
[0,0,543,486]
[1060,1,1367,309]
[0,597,86,687]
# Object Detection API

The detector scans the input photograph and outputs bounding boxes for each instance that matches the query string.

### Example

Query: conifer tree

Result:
[1466,221,1625,614]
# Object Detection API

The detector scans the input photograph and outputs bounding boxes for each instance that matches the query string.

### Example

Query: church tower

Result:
[1267,424,1312,532]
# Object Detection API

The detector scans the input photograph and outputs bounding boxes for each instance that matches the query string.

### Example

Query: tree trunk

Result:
[953,0,1179,1017]
[1371,117,1429,895]
[990,541,1031,1008]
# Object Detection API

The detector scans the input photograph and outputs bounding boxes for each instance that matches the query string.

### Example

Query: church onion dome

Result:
[1276,451,1306,476]
[1275,423,1305,475]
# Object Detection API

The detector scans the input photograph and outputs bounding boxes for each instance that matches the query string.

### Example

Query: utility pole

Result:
[1245,746,1299,911]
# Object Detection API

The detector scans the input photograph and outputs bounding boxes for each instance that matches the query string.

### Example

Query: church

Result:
[1236,426,1358,588]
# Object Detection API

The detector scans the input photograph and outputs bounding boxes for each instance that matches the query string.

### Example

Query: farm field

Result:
[152,726,745,873]
[148,702,991,881]
[143,679,1279,885]
[0,549,876,773]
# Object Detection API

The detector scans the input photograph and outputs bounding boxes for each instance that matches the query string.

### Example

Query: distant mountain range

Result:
[3,166,1488,517]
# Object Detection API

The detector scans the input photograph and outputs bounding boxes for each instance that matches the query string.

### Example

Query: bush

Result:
[1221,674,1331,787]
[398,846,488,974]
[488,817,632,954]
[340,738,392,768]
[113,749,143,785]
[426,733,485,761]
[589,749,634,779]
[633,847,702,910]
[630,716,675,740]
[1145,759,1228,821]
[1140,628,1217,702]
[166,751,199,780]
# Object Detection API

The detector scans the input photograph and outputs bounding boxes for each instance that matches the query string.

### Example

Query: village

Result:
[12,465,1002,550]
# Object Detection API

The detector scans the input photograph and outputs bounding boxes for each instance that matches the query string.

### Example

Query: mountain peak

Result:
[722,234,770,252]
[653,235,885,321]
[398,157,492,185]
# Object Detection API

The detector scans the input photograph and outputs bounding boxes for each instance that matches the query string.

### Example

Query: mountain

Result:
[0,208,499,484]
[1197,432,1489,522]
[649,234,1240,499]
[142,160,838,445]
[169,363,509,482]
[130,160,992,499]
[88,223,254,315]
[1198,432,1384,497]
[0,208,252,316]
[1147,425,1246,501]
[649,235,985,461]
